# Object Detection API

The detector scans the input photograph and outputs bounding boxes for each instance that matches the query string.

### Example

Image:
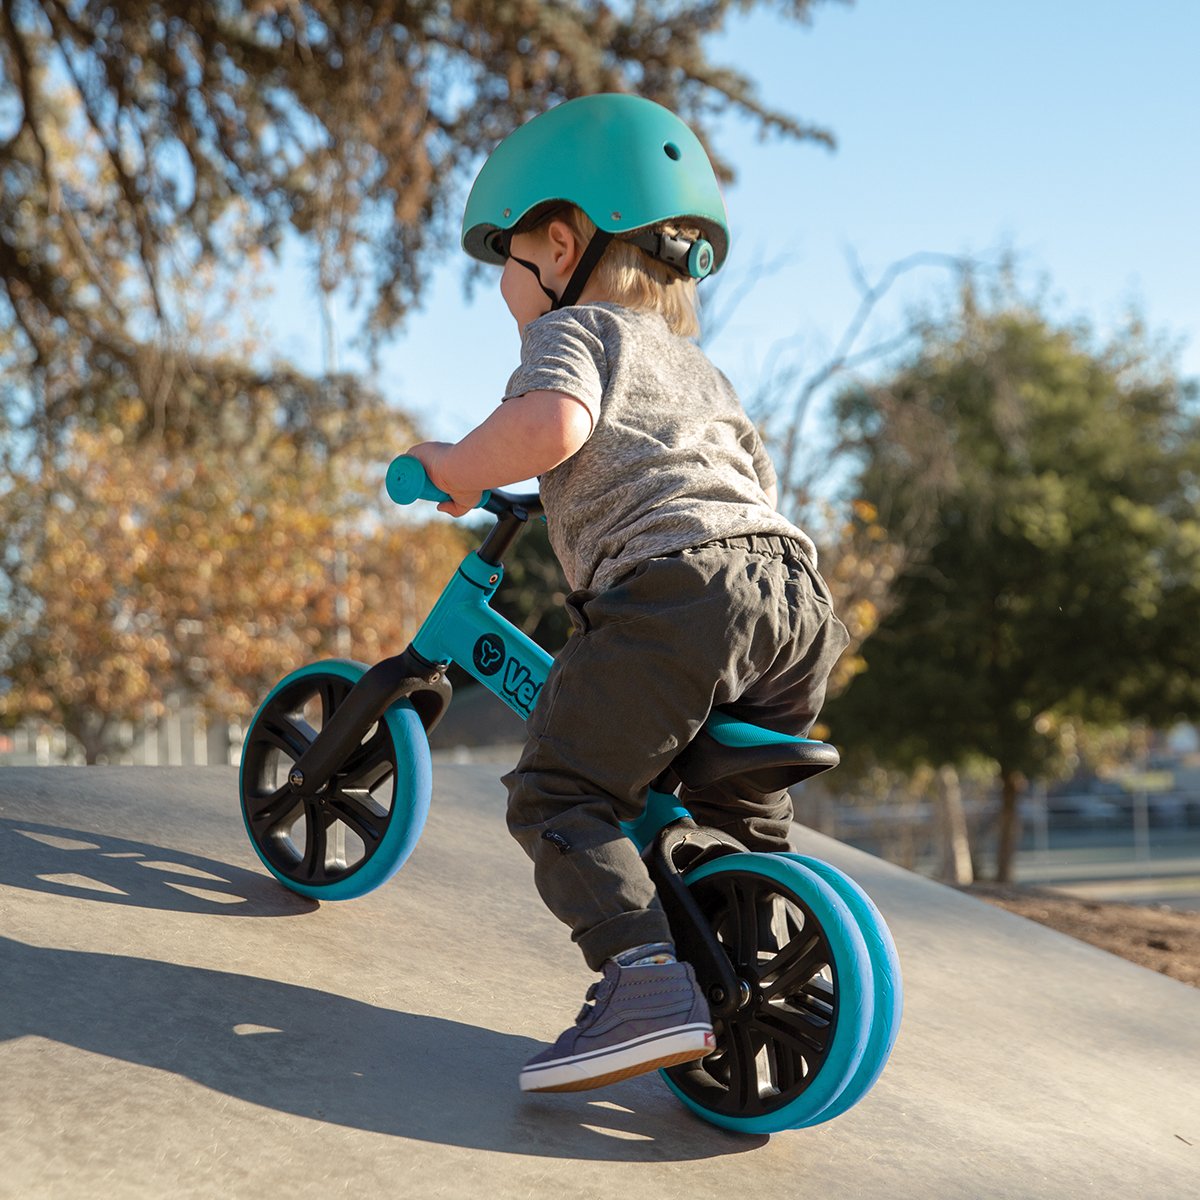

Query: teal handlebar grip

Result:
[385,455,492,509]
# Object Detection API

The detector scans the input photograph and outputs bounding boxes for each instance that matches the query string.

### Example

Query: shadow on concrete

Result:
[0,936,763,1162]
[0,818,315,918]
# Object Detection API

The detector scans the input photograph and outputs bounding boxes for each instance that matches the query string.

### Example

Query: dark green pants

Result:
[502,535,849,970]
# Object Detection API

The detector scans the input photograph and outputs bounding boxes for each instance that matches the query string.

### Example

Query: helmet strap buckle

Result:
[628,230,714,280]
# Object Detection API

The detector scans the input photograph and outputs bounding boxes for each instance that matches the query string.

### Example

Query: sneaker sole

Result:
[520,1024,716,1094]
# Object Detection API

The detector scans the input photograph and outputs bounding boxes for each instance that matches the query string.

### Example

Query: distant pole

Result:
[334,542,352,659]
[320,284,339,375]
[143,706,159,766]
[166,707,182,766]
[1032,780,1050,855]
[1133,792,1150,862]
[321,283,351,660]
[937,764,974,885]
[193,712,208,767]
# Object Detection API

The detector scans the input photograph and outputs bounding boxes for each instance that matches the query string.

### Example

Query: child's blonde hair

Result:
[526,203,702,339]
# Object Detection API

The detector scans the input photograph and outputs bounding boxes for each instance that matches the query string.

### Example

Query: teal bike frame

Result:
[381,452,833,853]
[411,550,551,724]
[408,545,691,852]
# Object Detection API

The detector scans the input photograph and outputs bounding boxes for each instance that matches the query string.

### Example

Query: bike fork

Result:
[644,821,748,1020]
[285,647,451,796]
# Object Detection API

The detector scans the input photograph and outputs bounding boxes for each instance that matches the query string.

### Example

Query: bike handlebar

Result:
[385,454,490,508]
[385,455,543,518]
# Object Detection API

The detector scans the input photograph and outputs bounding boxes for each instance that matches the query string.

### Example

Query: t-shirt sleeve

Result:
[748,427,777,492]
[503,311,606,424]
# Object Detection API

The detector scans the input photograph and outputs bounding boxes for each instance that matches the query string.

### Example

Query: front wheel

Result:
[239,659,432,900]
[662,853,874,1134]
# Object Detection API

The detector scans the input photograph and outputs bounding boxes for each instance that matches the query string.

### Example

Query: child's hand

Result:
[405,441,483,517]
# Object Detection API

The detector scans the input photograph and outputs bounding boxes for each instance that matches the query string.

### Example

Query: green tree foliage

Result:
[823,281,1200,880]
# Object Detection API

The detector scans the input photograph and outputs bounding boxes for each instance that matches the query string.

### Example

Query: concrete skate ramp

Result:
[1,766,1196,1199]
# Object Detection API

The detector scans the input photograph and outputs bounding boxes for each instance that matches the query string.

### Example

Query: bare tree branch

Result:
[775,249,977,495]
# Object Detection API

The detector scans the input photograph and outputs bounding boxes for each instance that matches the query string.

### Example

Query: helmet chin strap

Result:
[508,230,615,313]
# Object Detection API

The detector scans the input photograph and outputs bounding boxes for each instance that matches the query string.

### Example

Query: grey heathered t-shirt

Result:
[503,303,818,593]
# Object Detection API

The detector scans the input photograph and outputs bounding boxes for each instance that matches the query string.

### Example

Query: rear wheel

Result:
[662,853,874,1133]
[778,854,903,1126]
[239,659,432,899]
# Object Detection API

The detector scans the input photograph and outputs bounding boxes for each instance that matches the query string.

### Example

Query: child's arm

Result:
[407,390,594,516]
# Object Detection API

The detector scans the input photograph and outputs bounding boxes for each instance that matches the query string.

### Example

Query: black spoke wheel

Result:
[239,660,431,899]
[664,855,873,1132]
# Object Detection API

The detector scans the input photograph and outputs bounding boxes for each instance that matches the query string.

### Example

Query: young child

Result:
[406,94,848,1094]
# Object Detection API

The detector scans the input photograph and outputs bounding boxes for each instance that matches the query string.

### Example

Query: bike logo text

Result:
[473,634,543,716]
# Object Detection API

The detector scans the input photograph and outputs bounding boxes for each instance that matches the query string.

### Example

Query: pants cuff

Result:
[575,908,674,972]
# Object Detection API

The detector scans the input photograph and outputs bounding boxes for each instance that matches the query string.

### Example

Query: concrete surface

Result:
[1,765,1197,1200]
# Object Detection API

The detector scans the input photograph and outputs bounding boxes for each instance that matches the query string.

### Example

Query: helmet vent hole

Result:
[663,141,682,161]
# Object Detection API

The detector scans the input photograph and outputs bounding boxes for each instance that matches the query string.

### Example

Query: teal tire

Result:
[662,853,874,1134]
[239,659,432,900]
[778,854,903,1126]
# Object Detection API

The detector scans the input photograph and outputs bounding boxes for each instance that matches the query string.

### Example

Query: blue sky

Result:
[264,0,1199,448]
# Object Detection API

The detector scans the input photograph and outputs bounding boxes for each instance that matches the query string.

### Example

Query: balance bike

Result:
[239,456,903,1134]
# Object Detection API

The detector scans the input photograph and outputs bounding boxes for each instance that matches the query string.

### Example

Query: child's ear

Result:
[545,218,582,272]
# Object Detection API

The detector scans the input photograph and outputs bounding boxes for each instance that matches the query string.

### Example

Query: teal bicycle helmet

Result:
[462,94,730,308]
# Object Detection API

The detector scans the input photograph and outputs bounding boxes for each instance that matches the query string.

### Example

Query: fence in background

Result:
[798,784,1200,904]
[0,710,244,768]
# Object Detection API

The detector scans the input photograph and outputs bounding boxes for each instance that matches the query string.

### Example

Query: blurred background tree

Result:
[1,0,846,761]
[1,0,841,442]
[0,385,467,762]
[10,1,1194,889]
[732,250,984,696]
[820,275,1200,880]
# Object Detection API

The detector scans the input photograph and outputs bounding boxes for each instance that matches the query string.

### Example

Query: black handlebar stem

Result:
[476,488,544,566]
[481,487,544,519]
[479,508,532,565]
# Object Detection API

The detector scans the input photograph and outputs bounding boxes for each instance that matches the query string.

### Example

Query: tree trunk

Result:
[936,764,974,885]
[994,767,1023,883]
[66,710,111,765]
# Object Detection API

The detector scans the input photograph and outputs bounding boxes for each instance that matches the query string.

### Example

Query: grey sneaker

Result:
[519,960,715,1093]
